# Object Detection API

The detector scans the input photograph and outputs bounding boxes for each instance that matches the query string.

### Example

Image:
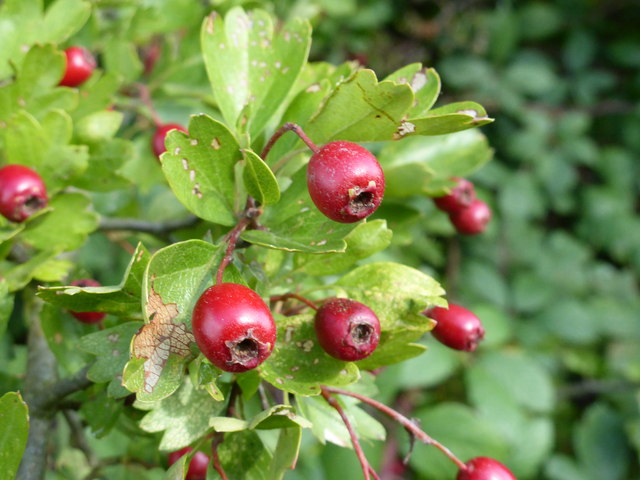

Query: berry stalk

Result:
[261,122,320,160]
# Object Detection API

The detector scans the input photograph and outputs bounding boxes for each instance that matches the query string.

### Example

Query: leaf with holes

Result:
[38,243,150,317]
[241,169,355,253]
[305,69,414,144]
[161,114,239,227]
[259,313,360,396]
[201,7,311,138]
[395,101,494,139]
[384,63,441,117]
[242,149,280,206]
[333,262,446,370]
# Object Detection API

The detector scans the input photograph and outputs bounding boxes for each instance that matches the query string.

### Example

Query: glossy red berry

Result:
[152,123,188,157]
[168,447,210,480]
[434,177,476,214]
[457,457,517,480]
[450,199,492,235]
[69,279,106,324]
[315,298,381,361]
[307,141,385,223]
[425,303,485,352]
[59,46,96,87]
[0,165,48,223]
[192,283,276,373]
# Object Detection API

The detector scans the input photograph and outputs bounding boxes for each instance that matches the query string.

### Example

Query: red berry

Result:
[0,165,48,223]
[152,123,188,157]
[314,298,381,361]
[425,303,485,352]
[457,457,517,480]
[168,447,210,480]
[69,279,106,324]
[450,199,491,235]
[59,46,96,87]
[307,141,385,223]
[192,283,276,373]
[433,177,476,214]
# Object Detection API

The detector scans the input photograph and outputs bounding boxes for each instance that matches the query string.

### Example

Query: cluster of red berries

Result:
[434,177,491,235]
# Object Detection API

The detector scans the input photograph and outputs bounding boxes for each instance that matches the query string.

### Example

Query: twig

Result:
[134,82,163,127]
[211,434,231,480]
[270,293,319,311]
[323,386,467,471]
[261,122,319,160]
[63,410,99,468]
[321,388,377,480]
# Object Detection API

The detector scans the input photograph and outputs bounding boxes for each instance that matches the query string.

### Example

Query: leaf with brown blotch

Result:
[132,286,195,393]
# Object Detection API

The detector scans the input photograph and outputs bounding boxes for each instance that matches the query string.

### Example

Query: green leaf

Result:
[259,313,360,395]
[37,242,151,317]
[75,110,123,144]
[161,114,239,226]
[122,356,186,402]
[218,430,272,480]
[268,427,302,480]
[80,322,142,396]
[384,63,441,117]
[21,192,99,252]
[241,169,355,253]
[71,138,133,192]
[0,280,14,336]
[3,250,58,292]
[334,262,445,369]
[294,219,393,275]
[396,101,494,139]
[248,404,311,430]
[101,36,143,83]
[242,149,280,206]
[574,404,631,480]
[0,392,29,479]
[138,378,226,451]
[201,8,311,138]
[40,0,91,43]
[378,129,493,198]
[306,69,414,143]
[0,0,42,79]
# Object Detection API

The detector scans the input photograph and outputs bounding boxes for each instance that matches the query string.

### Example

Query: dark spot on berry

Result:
[350,322,374,345]
[346,190,375,215]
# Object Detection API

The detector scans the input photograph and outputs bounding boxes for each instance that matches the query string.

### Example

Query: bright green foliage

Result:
[0,392,29,479]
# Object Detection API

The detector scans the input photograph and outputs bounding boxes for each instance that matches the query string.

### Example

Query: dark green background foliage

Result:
[1,0,639,479]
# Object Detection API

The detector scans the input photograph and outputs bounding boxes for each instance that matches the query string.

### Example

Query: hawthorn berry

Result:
[307,141,385,223]
[152,123,188,157]
[69,279,106,324]
[315,298,381,361]
[425,303,485,352]
[168,447,210,480]
[433,177,476,214]
[450,199,492,235]
[0,164,48,223]
[59,46,96,87]
[457,457,517,480]
[192,283,276,373]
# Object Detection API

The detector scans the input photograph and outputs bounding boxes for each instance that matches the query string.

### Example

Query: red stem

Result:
[270,293,319,311]
[211,435,230,480]
[135,83,162,127]
[321,388,376,480]
[323,386,468,472]
[261,122,320,160]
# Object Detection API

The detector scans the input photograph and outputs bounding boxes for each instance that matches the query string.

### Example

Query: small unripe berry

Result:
[434,177,476,214]
[0,165,48,223]
[168,447,210,480]
[307,141,385,223]
[450,199,491,235]
[59,46,96,87]
[192,283,276,373]
[69,279,106,324]
[457,457,517,480]
[152,123,188,157]
[425,303,485,352]
[315,298,381,361]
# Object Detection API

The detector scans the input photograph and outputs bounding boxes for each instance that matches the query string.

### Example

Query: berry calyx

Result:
[192,283,276,373]
[168,447,210,480]
[0,164,48,223]
[315,298,381,361]
[433,177,476,214]
[307,141,385,223]
[69,279,106,324]
[152,123,188,157]
[457,457,517,480]
[425,303,485,352]
[59,46,96,87]
[449,199,492,235]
